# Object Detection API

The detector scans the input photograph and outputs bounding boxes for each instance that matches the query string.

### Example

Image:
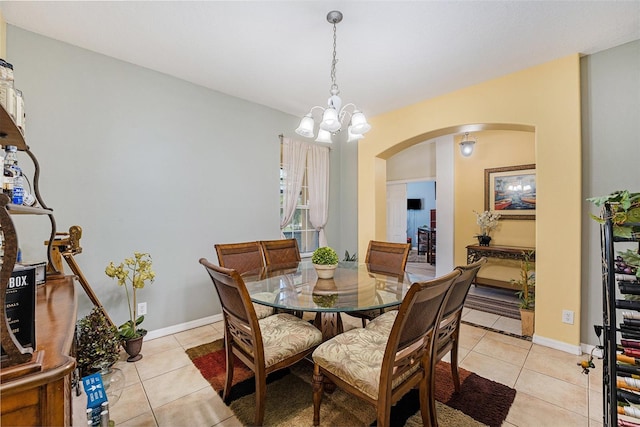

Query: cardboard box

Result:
[1,265,36,356]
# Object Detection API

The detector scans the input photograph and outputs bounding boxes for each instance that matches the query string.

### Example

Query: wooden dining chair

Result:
[349,240,411,327]
[259,238,302,267]
[364,258,487,394]
[312,269,460,427]
[199,258,322,426]
[215,241,265,274]
[434,257,487,391]
[215,241,273,319]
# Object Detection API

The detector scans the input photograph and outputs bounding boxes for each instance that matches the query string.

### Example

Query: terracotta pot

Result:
[313,263,337,279]
[520,308,535,337]
[123,335,144,362]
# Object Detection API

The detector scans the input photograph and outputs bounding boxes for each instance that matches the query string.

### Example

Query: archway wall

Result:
[358,54,582,348]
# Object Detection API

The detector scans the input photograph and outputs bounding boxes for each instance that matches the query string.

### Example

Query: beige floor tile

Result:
[143,363,210,408]
[141,335,182,355]
[462,309,500,328]
[174,324,219,347]
[114,358,142,388]
[110,382,153,425]
[459,350,522,387]
[439,345,471,365]
[506,392,590,426]
[136,347,193,381]
[484,330,532,350]
[118,411,158,427]
[458,323,487,350]
[492,316,524,336]
[515,368,589,416]
[524,347,589,387]
[473,334,530,366]
[588,389,603,422]
[213,415,245,427]
[588,357,603,391]
[154,386,234,427]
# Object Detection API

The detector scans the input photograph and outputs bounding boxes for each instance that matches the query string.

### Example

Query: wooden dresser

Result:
[1,275,77,426]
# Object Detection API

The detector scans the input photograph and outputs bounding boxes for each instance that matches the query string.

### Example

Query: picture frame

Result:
[484,164,536,220]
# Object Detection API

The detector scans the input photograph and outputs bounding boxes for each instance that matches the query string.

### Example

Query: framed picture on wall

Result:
[484,164,536,220]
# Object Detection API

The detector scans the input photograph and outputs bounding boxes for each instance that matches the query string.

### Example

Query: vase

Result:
[520,308,535,337]
[477,235,492,246]
[96,363,125,406]
[313,263,337,279]
[123,335,144,362]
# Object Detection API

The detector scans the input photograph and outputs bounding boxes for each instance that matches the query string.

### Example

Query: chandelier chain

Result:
[330,22,339,94]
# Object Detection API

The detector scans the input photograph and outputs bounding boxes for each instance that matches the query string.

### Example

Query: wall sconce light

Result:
[459,132,476,157]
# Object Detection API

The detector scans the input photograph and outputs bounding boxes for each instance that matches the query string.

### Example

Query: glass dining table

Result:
[242,260,431,341]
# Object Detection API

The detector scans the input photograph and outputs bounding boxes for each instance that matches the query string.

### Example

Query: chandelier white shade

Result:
[459,132,476,157]
[295,11,371,142]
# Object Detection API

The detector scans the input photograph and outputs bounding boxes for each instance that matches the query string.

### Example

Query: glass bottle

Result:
[3,145,23,205]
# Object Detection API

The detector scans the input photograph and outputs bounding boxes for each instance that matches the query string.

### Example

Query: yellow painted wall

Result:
[454,130,536,283]
[358,55,582,348]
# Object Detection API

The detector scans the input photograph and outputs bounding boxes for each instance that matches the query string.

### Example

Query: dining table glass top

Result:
[242,260,430,313]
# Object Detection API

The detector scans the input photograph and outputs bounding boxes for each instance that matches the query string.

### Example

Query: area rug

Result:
[464,285,521,320]
[407,249,428,263]
[186,340,516,427]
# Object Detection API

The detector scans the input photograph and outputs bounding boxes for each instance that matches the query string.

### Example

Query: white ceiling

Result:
[2,1,639,118]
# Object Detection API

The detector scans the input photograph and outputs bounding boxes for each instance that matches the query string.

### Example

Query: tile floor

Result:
[72,261,605,426]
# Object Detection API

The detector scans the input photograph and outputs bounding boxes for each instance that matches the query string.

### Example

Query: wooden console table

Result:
[466,244,535,290]
[1,276,77,426]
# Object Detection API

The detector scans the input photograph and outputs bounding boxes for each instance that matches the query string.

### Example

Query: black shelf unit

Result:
[600,203,640,427]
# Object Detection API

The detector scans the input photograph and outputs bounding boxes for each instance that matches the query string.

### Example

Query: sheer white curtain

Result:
[307,144,330,247]
[280,138,309,237]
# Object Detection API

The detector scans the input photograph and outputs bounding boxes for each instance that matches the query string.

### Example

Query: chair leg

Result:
[312,364,324,427]
[361,318,367,328]
[428,362,439,427]
[418,376,434,427]
[222,339,234,402]
[451,337,461,392]
[254,367,267,426]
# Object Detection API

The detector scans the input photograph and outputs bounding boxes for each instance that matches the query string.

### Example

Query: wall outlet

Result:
[138,302,147,316]
[562,309,574,325]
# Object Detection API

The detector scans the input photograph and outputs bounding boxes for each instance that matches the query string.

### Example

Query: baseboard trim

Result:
[532,334,582,355]
[144,314,223,341]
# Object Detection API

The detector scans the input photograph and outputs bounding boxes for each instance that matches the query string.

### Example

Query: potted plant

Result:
[105,252,155,362]
[311,246,339,279]
[511,250,535,336]
[474,210,501,246]
[76,307,125,405]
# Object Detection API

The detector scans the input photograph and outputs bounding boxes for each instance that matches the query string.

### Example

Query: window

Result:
[280,166,319,256]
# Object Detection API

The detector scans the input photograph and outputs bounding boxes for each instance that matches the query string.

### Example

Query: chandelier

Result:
[295,11,371,143]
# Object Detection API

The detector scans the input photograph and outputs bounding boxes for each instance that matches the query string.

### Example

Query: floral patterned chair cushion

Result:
[363,309,398,336]
[312,326,419,400]
[250,292,278,319]
[237,313,322,368]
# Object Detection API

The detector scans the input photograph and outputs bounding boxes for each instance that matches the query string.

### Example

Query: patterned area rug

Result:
[464,285,521,320]
[186,340,516,427]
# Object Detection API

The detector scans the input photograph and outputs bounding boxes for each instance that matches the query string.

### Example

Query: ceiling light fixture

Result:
[459,132,476,157]
[295,11,371,143]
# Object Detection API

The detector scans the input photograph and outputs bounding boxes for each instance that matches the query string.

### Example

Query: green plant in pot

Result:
[76,307,125,405]
[511,250,535,336]
[105,252,155,362]
[312,246,339,279]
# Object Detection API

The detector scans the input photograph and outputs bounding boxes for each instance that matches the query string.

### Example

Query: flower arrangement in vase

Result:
[105,252,155,361]
[474,210,501,246]
[311,247,339,279]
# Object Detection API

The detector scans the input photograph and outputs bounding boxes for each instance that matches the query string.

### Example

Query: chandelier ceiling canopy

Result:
[295,11,371,143]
